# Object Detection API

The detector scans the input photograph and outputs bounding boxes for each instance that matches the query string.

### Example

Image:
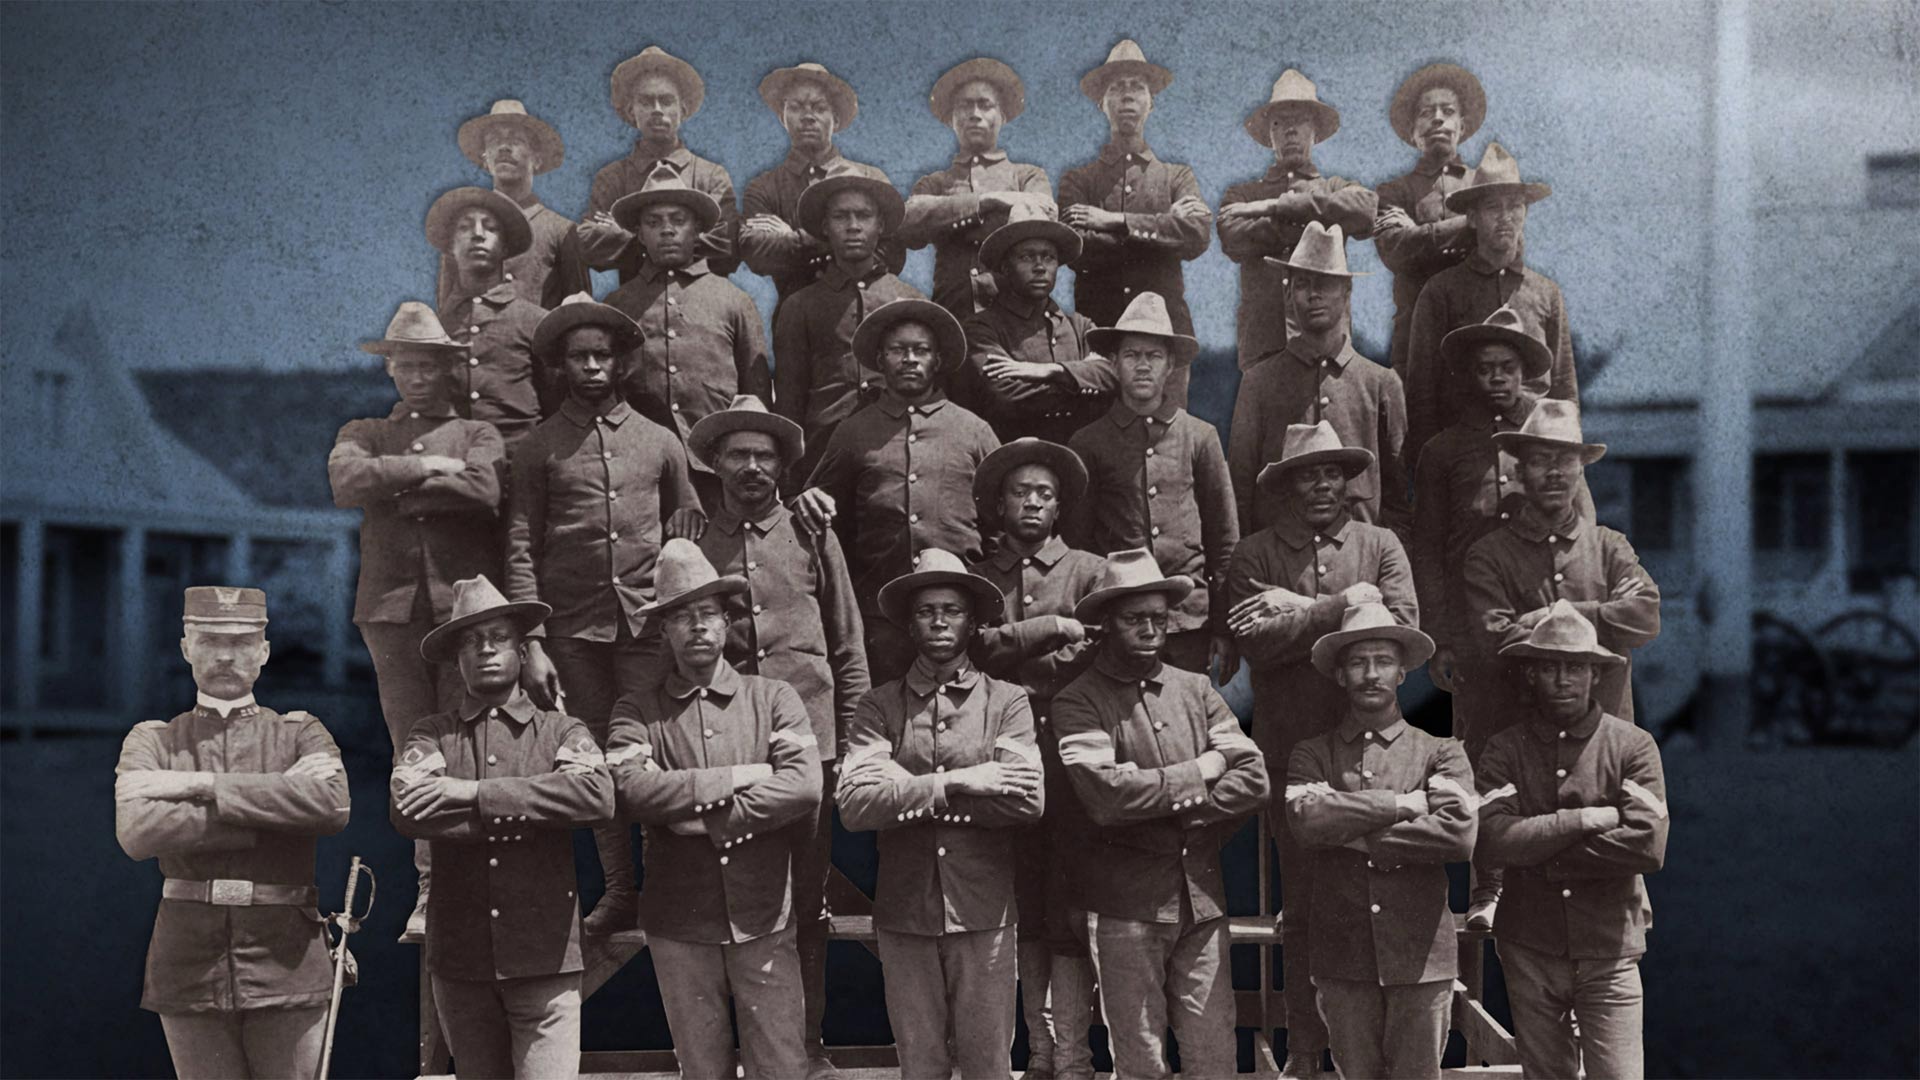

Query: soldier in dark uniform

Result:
[438,99,577,309]
[114,586,351,1080]
[393,575,615,1080]
[429,186,553,441]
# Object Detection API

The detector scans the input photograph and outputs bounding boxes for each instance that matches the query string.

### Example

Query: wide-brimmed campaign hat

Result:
[420,575,550,663]
[182,586,269,632]
[1490,399,1606,465]
[877,549,1005,628]
[685,394,805,470]
[532,292,642,360]
[1263,221,1370,279]
[794,171,904,238]
[1499,599,1625,666]
[1256,421,1376,492]
[1390,62,1487,147]
[636,538,750,618]
[425,186,532,258]
[972,438,1089,509]
[610,169,722,231]
[851,298,967,373]
[930,56,1025,123]
[1080,38,1173,102]
[359,301,465,358]
[759,61,859,127]
[1445,142,1552,213]
[1086,292,1199,364]
[1310,601,1434,678]
[457,99,565,174]
[611,45,706,122]
[1244,69,1340,146]
[1072,548,1193,623]
[1441,306,1552,381]
[978,201,1082,269]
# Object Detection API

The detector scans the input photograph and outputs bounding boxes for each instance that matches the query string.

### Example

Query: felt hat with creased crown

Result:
[1073,548,1194,623]
[1490,399,1606,465]
[930,56,1026,123]
[1086,291,1199,364]
[972,438,1089,510]
[182,586,268,632]
[794,169,905,238]
[1080,38,1173,101]
[1445,142,1552,213]
[686,394,805,470]
[611,45,706,122]
[759,61,859,127]
[1310,601,1434,678]
[979,201,1082,269]
[1263,221,1370,279]
[1245,69,1340,146]
[1441,305,1552,381]
[851,298,967,373]
[360,301,465,357]
[1499,598,1624,666]
[636,538,749,618]
[420,576,551,662]
[1257,421,1376,492]
[532,292,642,360]
[425,186,532,258]
[457,99,565,174]
[610,167,722,231]
[878,549,1006,628]
[1390,62,1486,147]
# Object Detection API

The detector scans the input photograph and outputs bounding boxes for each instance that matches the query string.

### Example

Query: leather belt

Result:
[162,878,318,907]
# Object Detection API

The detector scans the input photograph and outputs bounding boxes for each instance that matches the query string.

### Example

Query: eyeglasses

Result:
[883,344,938,363]
[1112,612,1170,631]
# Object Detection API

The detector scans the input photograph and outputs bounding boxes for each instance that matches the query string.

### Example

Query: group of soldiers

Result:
[115,37,1673,1080]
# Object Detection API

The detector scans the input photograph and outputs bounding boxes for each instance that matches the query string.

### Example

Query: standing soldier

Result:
[900,56,1054,318]
[507,293,702,935]
[604,172,771,510]
[1228,223,1408,535]
[1066,292,1238,678]
[794,299,1000,685]
[1374,63,1486,378]
[604,540,823,1080]
[392,576,615,1080]
[740,61,904,303]
[439,99,576,309]
[429,185,552,441]
[682,395,870,1079]
[1218,69,1378,368]
[968,438,1108,1079]
[115,586,350,1080]
[838,550,1044,1080]
[1052,550,1270,1080]
[1404,143,1574,462]
[956,204,1114,443]
[1476,601,1669,1080]
[1060,39,1212,407]
[331,301,505,936]
[1285,603,1476,1080]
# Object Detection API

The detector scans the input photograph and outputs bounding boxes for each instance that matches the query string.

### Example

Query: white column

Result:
[13,517,45,713]
[226,531,253,586]
[118,526,149,713]
[1699,0,1755,746]
[324,531,354,687]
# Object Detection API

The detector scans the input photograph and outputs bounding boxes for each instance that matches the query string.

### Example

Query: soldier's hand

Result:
[1426,774,1471,805]
[666,508,708,542]
[982,358,1059,383]
[1218,199,1274,220]
[742,214,795,239]
[1394,790,1431,820]
[1171,196,1214,220]
[1579,805,1622,833]
[1057,617,1088,644]
[1227,581,1312,635]
[1063,204,1123,233]
[1211,635,1240,684]
[788,487,837,539]
[949,760,1042,798]
[1375,205,1415,232]
[1430,646,1458,693]
[419,455,467,478]
[521,641,563,709]
[395,776,479,819]
[731,763,775,791]
[1515,606,1551,631]
[285,753,343,780]
[1196,750,1228,783]
[1341,582,1384,608]
[116,770,213,802]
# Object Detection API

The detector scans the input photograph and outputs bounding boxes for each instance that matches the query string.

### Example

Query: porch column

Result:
[13,516,44,713]
[117,525,149,714]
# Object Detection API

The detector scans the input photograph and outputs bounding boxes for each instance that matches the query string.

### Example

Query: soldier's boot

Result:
[582,825,638,936]
[401,840,430,941]
[1018,938,1056,1078]
[1048,954,1096,1080]
[1467,864,1503,932]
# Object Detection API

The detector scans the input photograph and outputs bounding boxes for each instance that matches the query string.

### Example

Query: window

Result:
[1847,450,1919,592]
[1755,454,1830,553]
[1867,152,1920,209]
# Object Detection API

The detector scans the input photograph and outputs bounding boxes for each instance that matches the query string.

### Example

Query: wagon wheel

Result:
[1814,611,1920,748]
[1750,613,1830,743]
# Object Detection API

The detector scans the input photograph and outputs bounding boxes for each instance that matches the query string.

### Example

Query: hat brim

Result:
[1441,323,1553,381]
[1085,325,1200,365]
[930,58,1025,123]
[183,618,269,634]
[1445,181,1552,214]
[878,571,1006,628]
[978,217,1083,270]
[972,440,1089,510]
[1489,431,1607,465]
[1390,64,1487,147]
[1257,446,1376,491]
[1080,59,1173,102]
[358,338,465,358]
[420,601,551,663]
[795,175,904,239]
[759,67,859,128]
[1263,255,1371,279]
[425,187,533,259]
[1244,99,1341,146]
[1499,640,1626,667]
[1310,623,1435,678]
[612,53,706,122]
[852,299,967,373]
[457,114,566,175]
[635,575,750,618]
[1073,576,1194,624]
[610,187,722,231]
[532,301,643,360]
[686,410,805,471]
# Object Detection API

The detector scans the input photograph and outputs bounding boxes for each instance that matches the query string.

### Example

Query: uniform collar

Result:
[1458,391,1536,432]
[904,656,981,697]
[560,397,632,429]
[1466,248,1527,275]
[1510,502,1585,543]
[712,502,792,536]
[642,258,710,284]
[987,533,1071,572]
[1412,153,1467,179]
[1336,711,1407,744]
[451,279,518,310]
[952,148,1009,167]
[462,687,536,726]
[666,660,743,701]
[195,692,258,718]
[1092,648,1165,687]
[628,141,692,169]
[821,260,887,291]
[782,147,846,177]
[1273,509,1353,551]
[388,401,458,421]
[1264,159,1321,182]
[876,391,949,419]
[1106,399,1180,429]
[1100,142,1158,165]
[1526,702,1605,743]
[993,290,1058,323]
[1286,334,1355,370]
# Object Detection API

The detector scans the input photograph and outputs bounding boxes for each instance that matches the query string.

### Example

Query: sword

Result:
[319,856,375,1079]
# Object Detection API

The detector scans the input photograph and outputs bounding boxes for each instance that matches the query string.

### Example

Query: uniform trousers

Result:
[1497,941,1645,1080]
[1311,976,1450,1080]
[793,760,837,1055]
[159,1004,328,1080]
[431,971,582,1080]
[1087,907,1236,1080]
[650,924,808,1080]
[1014,713,1091,957]
[876,923,1018,1080]
[359,614,462,898]
[546,622,663,905]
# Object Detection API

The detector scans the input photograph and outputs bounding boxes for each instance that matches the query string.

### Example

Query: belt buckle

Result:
[209,879,254,906]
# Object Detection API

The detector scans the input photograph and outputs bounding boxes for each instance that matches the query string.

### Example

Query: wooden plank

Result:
[1451,984,1521,1068]
[580,930,649,1000]
[579,1048,681,1074]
